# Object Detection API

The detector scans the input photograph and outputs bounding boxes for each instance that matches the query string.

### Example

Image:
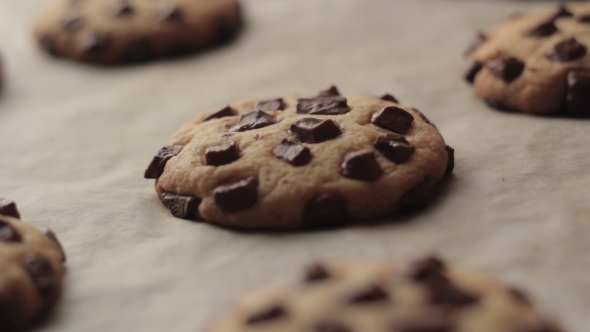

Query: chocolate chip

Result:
[157,5,182,22]
[256,98,285,112]
[485,56,525,82]
[113,1,134,17]
[0,219,21,243]
[144,145,184,179]
[246,305,286,325]
[371,106,414,134]
[464,32,487,56]
[213,176,258,213]
[230,110,277,132]
[407,256,447,282]
[63,13,84,30]
[162,193,202,220]
[444,145,454,174]
[315,86,341,98]
[548,5,573,21]
[42,228,66,262]
[566,69,590,116]
[412,108,434,126]
[399,178,432,208]
[289,118,342,143]
[464,60,483,84]
[0,198,20,219]
[205,142,240,166]
[347,285,390,304]
[341,150,382,181]
[23,255,56,298]
[429,279,480,308]
[297,97,351,115]
[547,38,587,62]
[204,106,236,121]
[83,32,109,53]
[509,287,531,305]
[304,263,331,283]
[303,194,348,228]
[273,139,312,166]
[310,322,351,332]
[579,14,590,23]
[527,21,558,37]
[379,93,399,103]
[216,17,240,43]
[374,134,415,164]
[121,39,152,63]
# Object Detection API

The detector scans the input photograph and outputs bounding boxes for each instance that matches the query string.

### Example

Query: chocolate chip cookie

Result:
[206,256,565,332]
[465,3,590,116]
[34,0,243,64]
[144,87,453,230]
[0,198,66,331]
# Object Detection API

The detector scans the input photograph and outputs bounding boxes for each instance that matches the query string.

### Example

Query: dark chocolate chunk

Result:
[303,194,348,228]
[566,69,590,116]
[157,5,182,22]
[347,285,390,304]
[374,134,415,164]
[230,110,277,132]
[310,322,350,332]
[22,255,56,298]
[83,32,109,53]
[341,150,382,181]
[213,176,258,213]
[548,5,573,21]
[429,279,480,308]
[255,98,285,112]
[485,56,525,83]
[205,142,240,166]
[579,13,590,23]
[407,256,447,282]
[547,38,587,62]
[297,97,351,115]
[63,12,84,30]
[216,17,240,43]
[445,145,454,174]
[113,1,134,17]
[464,32,487,56]
[316,86,341,98]
[371,106,414,134]
[0,219,21,243]
[379,93,399,103]
[0,198,20,219]
[527,21,558,37]
[464,60,483,84]
[144,145,184,179]
[399,178,432,208]
[509,287,531,305]
[162,193,202,221]
[304,263,331,283]
[42,228,66,262]
[204,106,236,121]
[121,39,152,63]
[246,305,286,325]
[273,140,312,166]
[289,118,342,143]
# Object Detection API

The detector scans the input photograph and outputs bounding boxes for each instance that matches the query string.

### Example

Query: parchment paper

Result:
[0,1,589,331]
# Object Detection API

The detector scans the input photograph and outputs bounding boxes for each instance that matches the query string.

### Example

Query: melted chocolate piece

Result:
[204,106,236,121]
[162,193,202,220]
[464,60,483,84]
[566,69,590,116]
[465,32,487,56]
[486,56,525,82]
[289,118,342,143]
[246,305,286,325]
[304,263,331,283]
[407,256,447,282]
[548,5,573,21]
[297,97,350,115]
[310,322,351,332]
[399,178,432,208]
[213,176,258,213]
[579,13,590,23]
[42,228,67,262]
[429,279,480,308]
[273,140,312,166]
[315,86,341,98]
[23,255,56,298]
[144,145,184,179]
[157,5,182,22]
[341,150,382,181]
[347,285,390,304]
[0,219,21,243]
[83,32,109,53]
[371,106,414,134]
[445,145,455,174]
[230,110,277,132]
[205,142,240,166]
[303,194,348,228]
[374,134,415,164]
[0,198,20,219]
[527,21,558,37]
[547,38,587,62]
[256,98,285,112]
[379,93,399,103]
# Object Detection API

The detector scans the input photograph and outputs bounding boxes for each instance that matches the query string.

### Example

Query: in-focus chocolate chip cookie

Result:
[34,0,243,64]
[206,256,565,332]
[144,87,453,230]
[465,3,590,116]
[0,198,66,331]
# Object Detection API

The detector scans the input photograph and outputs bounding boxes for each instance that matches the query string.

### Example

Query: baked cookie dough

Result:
[0,198,66,331]
[465,3,590,116]
[206,256,565,332]
[144,87,453,230]
[34,0,243,64]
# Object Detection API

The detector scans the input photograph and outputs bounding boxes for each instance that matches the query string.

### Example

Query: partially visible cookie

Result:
[465,3,590,116]
[144,86,453,230]
[206,256,565,332]
[0,198,66,331]
[34,0,243,64]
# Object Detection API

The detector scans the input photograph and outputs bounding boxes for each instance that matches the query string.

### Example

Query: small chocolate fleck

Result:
[566,69,590,116]
[547,38,587,62]
[0,198,20,219]
[485,56,525,83]
[113,1,134,17]
[527,21,558,37]
[509,287,531,305]
[43,228,66,262]
[246,305,286,325]
[213,176,258,213]
[315,86,341,98]
[204,106,236,121]
[230,110,277,132]
[341,150,382,181]
[464,32,487,57]
[347,285,390,304]
[83,32,109,53]
[429,279,480,308]
[157,5,182,22]
[297,97,351,115]
[579,13,590,23]
[304,194,348,228]
[309,322,350,332]
[205,142,240,166]
[304,263,331,283]
[289,118,342,143]
[548,5,573,22]
[464,60,483,84]
[162,193,202,221]
[0,219,21,243]
[371,106,414,134]
[144,145,184,179]
[273,139,312,166]
[407,256,447,282]
[445,145,454,174]
[63,12,84,30]
[399,178,432,208]
[255,98,285,112]
[379,93,399,103]
[22,255,56,298]
[374,134,415,164]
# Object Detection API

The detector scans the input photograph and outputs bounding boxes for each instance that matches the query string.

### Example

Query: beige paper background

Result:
[0,0,589,331]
